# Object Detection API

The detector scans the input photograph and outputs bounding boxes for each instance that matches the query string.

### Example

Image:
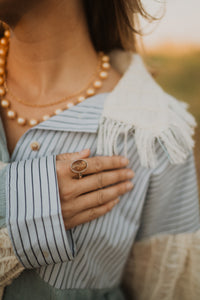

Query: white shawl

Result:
[97,50,196,168]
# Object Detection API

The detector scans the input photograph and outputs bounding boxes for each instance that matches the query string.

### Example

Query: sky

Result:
[140,0,200,47]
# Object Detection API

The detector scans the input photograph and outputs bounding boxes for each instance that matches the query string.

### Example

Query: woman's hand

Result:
[56,149,134,230]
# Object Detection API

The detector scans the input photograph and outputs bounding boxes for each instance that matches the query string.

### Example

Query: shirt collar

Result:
[28,92,109,133]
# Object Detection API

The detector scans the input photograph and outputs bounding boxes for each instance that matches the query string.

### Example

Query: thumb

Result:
[56,148,90,161]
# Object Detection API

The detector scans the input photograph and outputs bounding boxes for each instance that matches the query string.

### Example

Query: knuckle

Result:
[94,157,103,172]
[61,153,71,161]
[57,161,72,178]
[65,220,73,230]
[112,156,121,168]
[89,208,97,221]
[63,184,76,199]
[97,189,104,205]
[56,154,61,161]
[123,182,128,193]
[63,204,74,218]
[106,202,113,213]
[116,183,124,195]
[67,163,74,176]
[122,169,128,179]
[118,183,127,195]
[112,157,119,168]
[56,152,71,162]
[115,184,122,195]
[97,173,103,189]
[56,161,64,175]
[115,171,122,182]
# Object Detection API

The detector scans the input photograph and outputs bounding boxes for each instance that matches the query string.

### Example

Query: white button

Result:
[30,141,40,151]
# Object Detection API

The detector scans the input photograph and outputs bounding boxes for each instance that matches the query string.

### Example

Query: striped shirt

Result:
[1,92,199,290]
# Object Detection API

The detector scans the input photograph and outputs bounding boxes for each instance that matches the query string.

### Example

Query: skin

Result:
[0,0,134,229]
[57,150,134,229]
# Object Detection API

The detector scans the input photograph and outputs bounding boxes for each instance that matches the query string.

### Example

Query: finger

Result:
[56,148,90,161]
[72,168,134,195]
[64,198,120,230]
[68,155,129,179]
[62,180,134,218]
[74,155,129,176]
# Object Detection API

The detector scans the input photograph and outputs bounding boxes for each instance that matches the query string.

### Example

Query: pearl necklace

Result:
[0,28,110,127]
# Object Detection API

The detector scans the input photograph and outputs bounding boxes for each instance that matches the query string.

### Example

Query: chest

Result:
[0,103,62,157]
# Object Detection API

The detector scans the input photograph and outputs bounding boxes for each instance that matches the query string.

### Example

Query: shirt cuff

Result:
[0,162,8,228]
[6,154,76,268]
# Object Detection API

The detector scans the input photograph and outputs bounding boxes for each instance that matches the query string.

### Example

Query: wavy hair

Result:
[83,0,153,53]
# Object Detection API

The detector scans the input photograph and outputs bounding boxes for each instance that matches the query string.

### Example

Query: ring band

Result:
[70,159,88,179]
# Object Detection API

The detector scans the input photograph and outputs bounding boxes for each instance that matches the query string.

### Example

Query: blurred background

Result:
[139,0,200,187]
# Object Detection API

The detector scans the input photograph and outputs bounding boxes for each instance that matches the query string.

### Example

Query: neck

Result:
[5,0,99,104]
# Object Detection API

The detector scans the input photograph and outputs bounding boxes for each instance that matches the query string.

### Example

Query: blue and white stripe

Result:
[3,92,200,290]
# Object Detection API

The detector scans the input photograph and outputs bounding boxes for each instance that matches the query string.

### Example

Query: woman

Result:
[0,1,199,299]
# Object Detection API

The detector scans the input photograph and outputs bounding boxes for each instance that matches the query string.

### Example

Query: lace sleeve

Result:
[122,231,200,300]
[0,227,24,299]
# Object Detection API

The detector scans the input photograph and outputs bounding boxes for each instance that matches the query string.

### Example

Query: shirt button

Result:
[30,141,40,151]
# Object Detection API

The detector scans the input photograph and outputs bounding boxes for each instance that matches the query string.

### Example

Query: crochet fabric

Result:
[122,231,200,300]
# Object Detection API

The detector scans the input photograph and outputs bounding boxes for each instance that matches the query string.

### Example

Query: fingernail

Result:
[127,170,134,178]
[114,198,120,204]
[126,182,133,190]
[121,157,129,165]
[79,149,89,155]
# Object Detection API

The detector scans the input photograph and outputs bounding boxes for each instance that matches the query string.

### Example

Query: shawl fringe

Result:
[97,96,196,168]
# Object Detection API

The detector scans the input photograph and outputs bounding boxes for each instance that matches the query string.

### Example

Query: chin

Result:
[0,0,36,27]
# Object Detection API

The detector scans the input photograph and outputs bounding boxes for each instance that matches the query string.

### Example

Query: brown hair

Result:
[83,0,152,53]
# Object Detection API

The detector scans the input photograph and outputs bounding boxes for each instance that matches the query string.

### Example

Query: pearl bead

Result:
[0,48,6,56]
[29,119,38,126]
[17,117,26,126]
[93,80,102,89]
[7,110,16,119]
[0,76,4,85]
[66,102,74,108]
[0,86,5,96]
[102,62,110,70]
[102,55,109,62]
[0,38,8,46]
[42,114,51,121]
[0,49,110,128]
[0,57,5,66]
[1,99,10,108]
[4,30,10,38]
[55,108,63,115]
[0,67,5,75]
[86,88,95,96]
[77,96,85,103]
[99,71,108,79]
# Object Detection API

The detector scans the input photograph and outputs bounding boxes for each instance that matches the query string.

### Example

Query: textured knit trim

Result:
[0,227,24,299]
[122,230,200,300]
[97,50,196,168]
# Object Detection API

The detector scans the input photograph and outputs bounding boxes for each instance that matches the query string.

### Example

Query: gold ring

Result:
[70,159,88,179]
